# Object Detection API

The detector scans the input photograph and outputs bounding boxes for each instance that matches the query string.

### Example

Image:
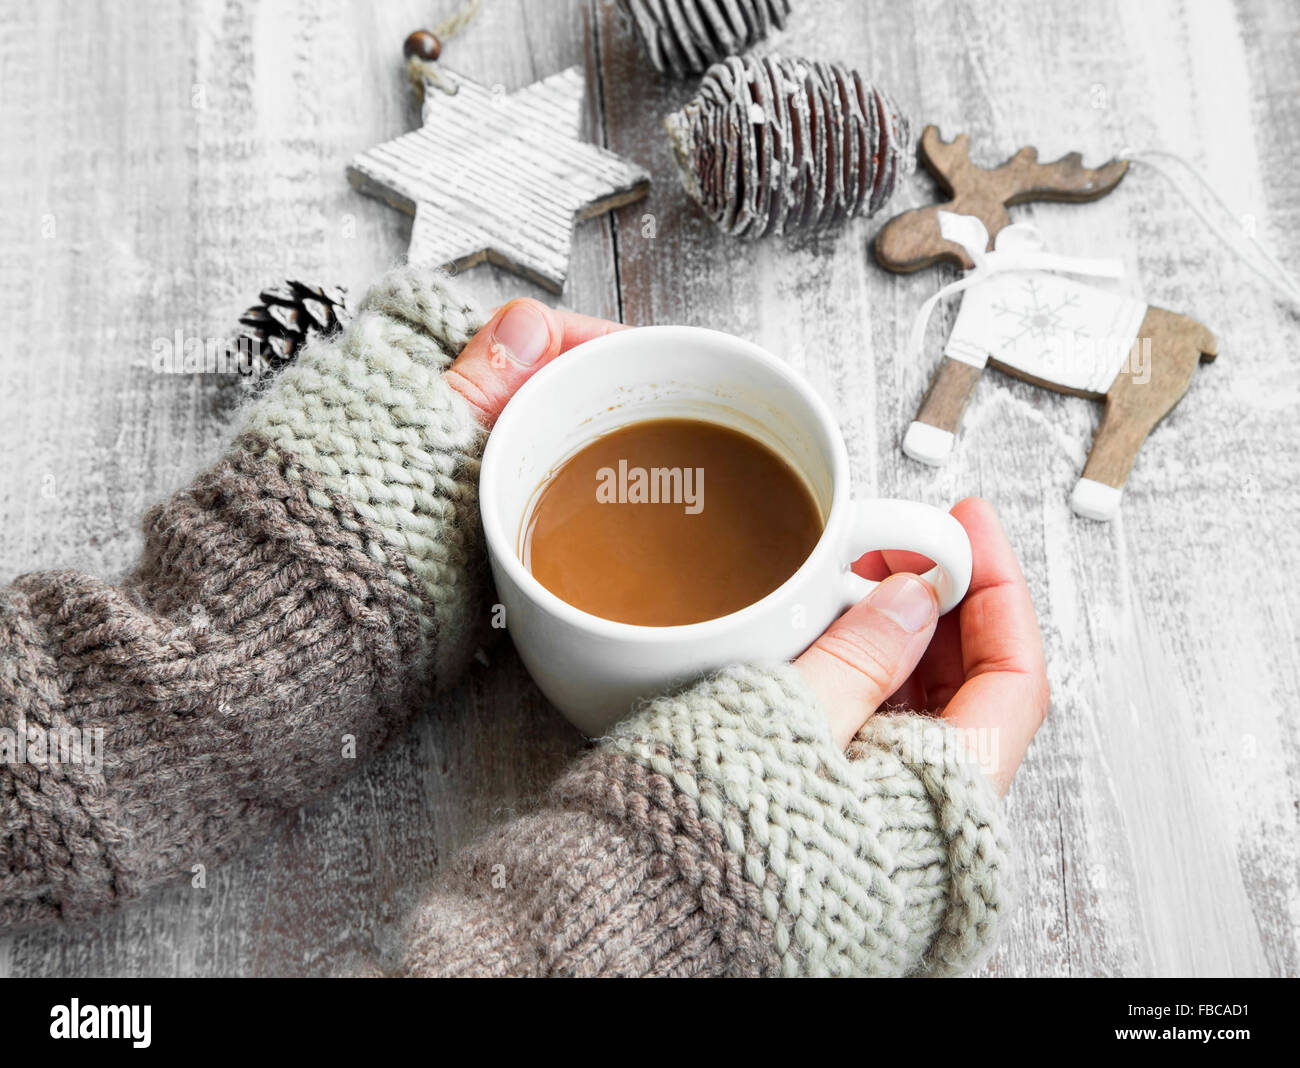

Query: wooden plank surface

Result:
[1,0,1296,977]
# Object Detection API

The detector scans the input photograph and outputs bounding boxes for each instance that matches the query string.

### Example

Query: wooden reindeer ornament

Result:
[876,128,1217,521]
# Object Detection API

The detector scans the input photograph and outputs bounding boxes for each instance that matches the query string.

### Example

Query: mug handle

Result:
[839,499,972,614]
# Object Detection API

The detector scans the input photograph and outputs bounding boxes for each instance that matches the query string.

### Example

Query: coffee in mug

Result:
[521,417,824,626]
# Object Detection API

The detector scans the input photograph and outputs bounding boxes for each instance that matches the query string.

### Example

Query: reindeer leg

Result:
[1071,307,1217,520]
[903,356,984,465]
[1072,390,1145,520]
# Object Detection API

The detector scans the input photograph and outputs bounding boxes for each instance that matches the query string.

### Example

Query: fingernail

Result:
[492,302,549,366]
[868,573,935,633]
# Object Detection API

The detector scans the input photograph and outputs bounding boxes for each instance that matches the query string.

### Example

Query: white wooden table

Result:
[1,0,1296,978]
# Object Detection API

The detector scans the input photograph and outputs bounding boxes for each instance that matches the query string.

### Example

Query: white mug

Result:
[480,326,972,735]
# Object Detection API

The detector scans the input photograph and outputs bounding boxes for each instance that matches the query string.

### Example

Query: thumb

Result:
[794,573,939,749]
[444,299,563,427]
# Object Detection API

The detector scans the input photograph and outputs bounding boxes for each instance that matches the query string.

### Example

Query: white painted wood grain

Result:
[0,0,1295,977]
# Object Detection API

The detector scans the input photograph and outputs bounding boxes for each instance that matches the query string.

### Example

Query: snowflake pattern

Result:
[991,277,1084,359]
[943,270,1147,395]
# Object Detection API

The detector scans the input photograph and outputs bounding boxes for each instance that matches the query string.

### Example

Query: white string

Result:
[1119,147,1300,310]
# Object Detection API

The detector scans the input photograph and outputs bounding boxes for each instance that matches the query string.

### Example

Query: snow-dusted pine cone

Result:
[618,0,792,78]
[665,54,911,238]
[231,281,350,393]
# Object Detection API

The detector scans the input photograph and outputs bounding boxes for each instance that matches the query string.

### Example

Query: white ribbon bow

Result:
[904,212,1129,365]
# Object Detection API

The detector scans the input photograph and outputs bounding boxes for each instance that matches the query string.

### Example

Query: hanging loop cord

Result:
[1120,147,1300,311]
[407,0,484,99]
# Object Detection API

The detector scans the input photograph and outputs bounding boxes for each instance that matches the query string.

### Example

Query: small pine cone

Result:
[618,0,792,78]
[664,54,911,238]
[231,281,350,392]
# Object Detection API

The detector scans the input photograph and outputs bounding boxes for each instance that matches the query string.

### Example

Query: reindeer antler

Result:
[875,126,1129,273]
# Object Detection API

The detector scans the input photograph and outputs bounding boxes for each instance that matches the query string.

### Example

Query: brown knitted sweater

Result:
[0,267,1012,976]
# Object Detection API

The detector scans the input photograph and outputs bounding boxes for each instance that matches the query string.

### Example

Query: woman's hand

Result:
[445,298,625,426]
[795,497,1049,794]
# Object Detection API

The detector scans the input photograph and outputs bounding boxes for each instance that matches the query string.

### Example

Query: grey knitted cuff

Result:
[607,663,1012,977]
[242,265,489,678]
[846,712,1012,976]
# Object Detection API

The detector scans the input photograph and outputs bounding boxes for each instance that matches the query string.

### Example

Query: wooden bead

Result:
[403,30,441,62]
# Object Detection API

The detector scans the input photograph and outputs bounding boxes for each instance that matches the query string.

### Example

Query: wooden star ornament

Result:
[348,66,650,292]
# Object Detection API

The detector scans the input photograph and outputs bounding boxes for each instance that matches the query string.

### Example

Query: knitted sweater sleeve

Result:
[0,266,487,931]
[383,665,1012,978]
